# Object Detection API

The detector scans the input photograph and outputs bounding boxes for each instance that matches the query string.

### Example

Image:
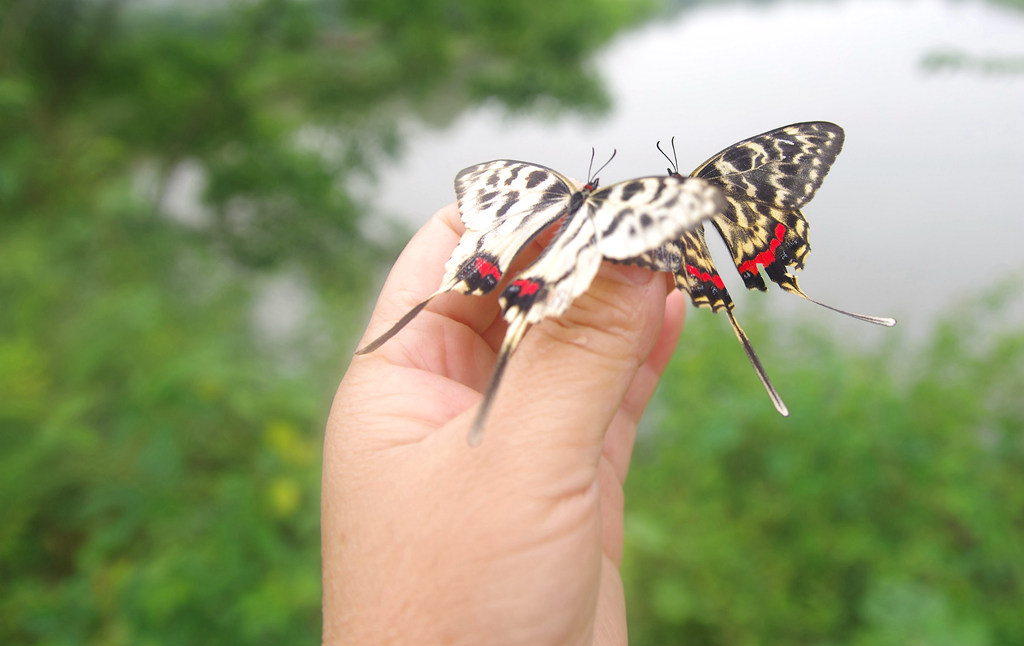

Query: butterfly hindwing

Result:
[466,211,605,445]
[675,229,733,312]
[708,199,811,292]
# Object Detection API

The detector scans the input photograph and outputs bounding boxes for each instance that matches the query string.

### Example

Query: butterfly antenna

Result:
[467,316,531,446]
[725,308,789,416]
[354,295,435,355]
[656,136,680,175]
[589,149,617,184]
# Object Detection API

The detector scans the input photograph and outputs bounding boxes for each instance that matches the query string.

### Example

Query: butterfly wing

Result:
[355,160,575,354]
[695,122,895,326]
[467,175,723,443]
[588,175,725,260]
[445,160,577,295]
[692,121,843,295]
[625,123,845,415]
[673,229,732,312]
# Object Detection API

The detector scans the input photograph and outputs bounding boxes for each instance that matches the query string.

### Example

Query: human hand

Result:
[322,202,688,645]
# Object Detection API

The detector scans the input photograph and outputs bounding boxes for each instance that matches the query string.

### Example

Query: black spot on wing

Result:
[722,147,755,171]
[650,180,666,202]
[526,170,548,189]
[495,191,519,218]
[601,208,633,237]
[503,165,522,186]
[618,180,644,202]
[457,252,502,293]
[776,174,802,194]
[503,278,546,312]
[753,181,776,205]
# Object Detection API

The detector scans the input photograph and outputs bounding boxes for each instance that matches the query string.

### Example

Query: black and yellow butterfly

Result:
[629,122,896,415]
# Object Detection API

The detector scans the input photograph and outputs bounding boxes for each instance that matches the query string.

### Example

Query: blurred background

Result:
[1,0,1022,643]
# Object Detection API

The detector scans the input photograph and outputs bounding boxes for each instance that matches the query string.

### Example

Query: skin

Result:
[322,202,688,646]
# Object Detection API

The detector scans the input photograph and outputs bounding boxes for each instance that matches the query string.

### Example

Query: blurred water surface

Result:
[374,0,1024,338]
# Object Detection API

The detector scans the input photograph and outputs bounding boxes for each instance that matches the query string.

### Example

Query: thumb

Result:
[465,262,672,480]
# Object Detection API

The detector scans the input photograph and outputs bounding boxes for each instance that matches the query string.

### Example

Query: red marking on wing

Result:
[737,223,788,275]
[686,265,725,290]
[511,279,540,297]
[474,257,502,281]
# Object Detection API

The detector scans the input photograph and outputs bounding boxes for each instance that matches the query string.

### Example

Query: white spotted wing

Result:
[356,157,725,445]
[467,173,724,444]
[354,160,576,355]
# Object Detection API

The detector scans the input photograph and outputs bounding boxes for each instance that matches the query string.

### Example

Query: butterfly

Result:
[626,121,896,415]
[356,154,727,444]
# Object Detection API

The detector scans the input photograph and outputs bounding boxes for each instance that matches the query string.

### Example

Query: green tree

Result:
[0,0,656,642]
[622,288,1024,646]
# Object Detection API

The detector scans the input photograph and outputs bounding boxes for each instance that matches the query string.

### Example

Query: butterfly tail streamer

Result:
[798,293,896,327]
[725,308,789,417]
[354,295,435,355]
[780,283,897,327]
[761,263,896,327]
[467,316,531,446]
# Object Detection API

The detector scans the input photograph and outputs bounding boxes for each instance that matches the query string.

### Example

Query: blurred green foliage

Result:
[624,289,1024,645]
[2,0,1022,644]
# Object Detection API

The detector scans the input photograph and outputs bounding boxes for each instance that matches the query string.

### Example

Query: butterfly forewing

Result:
[693,121,844,211]
[588,176,726,260]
